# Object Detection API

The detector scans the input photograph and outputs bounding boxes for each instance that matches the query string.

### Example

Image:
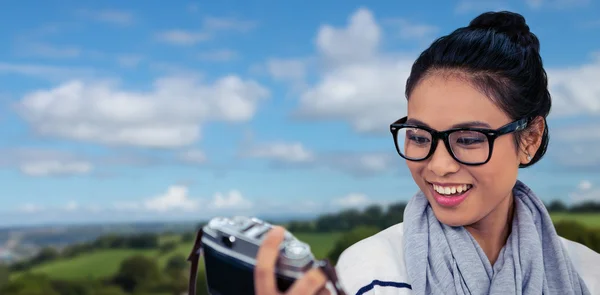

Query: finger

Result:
[285,268,328,295]
[254,226,285,295]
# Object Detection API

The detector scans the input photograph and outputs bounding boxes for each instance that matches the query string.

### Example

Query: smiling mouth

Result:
[431,183,473,197]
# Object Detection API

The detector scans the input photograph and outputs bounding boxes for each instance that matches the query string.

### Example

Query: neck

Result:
[465,192,515,265]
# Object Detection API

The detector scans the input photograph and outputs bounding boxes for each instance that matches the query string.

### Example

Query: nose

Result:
[426,140,460,177]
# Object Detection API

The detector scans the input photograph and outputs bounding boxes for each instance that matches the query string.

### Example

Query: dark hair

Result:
[405,11,550,168]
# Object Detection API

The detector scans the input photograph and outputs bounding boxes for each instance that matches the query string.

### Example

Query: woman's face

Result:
[406,73,527,227]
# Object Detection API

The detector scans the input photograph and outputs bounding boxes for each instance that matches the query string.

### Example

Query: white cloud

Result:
[550,141,600,171]
[63,201,79,212]
[113,201,142,211]
[20,160,92,177]
[526,0,590,9]
[197,49,238,62]
[116,54,144,68]
[547,55,600,117]
[331,193,385,211]
[208,190,253,210]
[243,142,315,163]
[333,193,370,207]
[16,75,269,148]
[553,124,600,141]
[383,18,438,41]
[113,185,201,213]
[241,140,398,176]
[156,16,256,46]
[454,0,510,14]
[295,8,413,134]
[155,30,210,45]
[110,186,252,214]
[260,57,312,95]
[569,180,600,203]
[297,59,411,134]
[178,149,207,164]
[578,180,592,191]
[323,151,399,177]
[527,0,544,7]
[147,62,200,77]
[202,16,257,33]
[17,43,81,59]
[12,201,97,215]
[0,148,94,177]
[315,8,381,67]
[144,185,200,212]
[267,58,308,85]
[18,203,45,213]
[0,62,99,82]
[292,8,600,136]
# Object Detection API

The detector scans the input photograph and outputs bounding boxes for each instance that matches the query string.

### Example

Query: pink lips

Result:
[430,184,471,208]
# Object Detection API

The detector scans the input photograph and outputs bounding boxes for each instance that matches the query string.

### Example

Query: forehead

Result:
[407,73,510,130]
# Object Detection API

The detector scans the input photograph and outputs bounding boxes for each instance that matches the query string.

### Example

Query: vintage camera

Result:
[187,216,346,295]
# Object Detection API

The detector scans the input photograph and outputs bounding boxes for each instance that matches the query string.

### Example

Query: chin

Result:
[429,207,472,227]
[424,192,476,227]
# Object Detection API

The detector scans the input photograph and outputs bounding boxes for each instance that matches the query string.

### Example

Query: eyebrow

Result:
[406,118,492,129]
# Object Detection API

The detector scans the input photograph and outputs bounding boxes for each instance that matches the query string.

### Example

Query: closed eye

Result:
[456,137,485,145]
[408,135,431,145]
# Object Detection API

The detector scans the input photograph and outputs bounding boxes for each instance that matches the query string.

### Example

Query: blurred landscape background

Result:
[1,200,600,295]
[1,0,599,294]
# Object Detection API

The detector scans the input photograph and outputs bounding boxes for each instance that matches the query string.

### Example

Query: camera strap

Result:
[317,259,348,295]
[186,228,347,295]
[187,228,204,295]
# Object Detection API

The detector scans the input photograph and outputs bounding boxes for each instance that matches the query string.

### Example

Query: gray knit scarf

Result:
[403,180,590,295]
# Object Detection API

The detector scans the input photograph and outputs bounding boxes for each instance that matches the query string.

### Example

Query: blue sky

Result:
[1,0,599,226]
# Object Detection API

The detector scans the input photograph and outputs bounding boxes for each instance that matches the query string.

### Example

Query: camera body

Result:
[200,216,316,295]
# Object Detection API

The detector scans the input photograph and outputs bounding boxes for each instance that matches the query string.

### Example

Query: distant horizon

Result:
[0,210,326,229]
[3,196,598,229]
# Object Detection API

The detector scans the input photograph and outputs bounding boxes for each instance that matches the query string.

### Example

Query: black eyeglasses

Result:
[389,116,529,166]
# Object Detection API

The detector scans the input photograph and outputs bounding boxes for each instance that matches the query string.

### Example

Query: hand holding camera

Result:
[187,216,347,295]
[254,226,330,295]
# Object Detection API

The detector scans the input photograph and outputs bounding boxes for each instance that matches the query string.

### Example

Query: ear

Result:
[518,116,545,165]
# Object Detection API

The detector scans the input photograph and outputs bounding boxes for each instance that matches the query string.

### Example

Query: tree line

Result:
[283,199,600,233]
[545,200,600,213]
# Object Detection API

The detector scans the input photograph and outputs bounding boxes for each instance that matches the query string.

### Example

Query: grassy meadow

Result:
[8,214,599,283]
[549,213,600,228]
[12,232,343,281]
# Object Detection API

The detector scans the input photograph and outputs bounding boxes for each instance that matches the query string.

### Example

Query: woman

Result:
[253,11,600,295]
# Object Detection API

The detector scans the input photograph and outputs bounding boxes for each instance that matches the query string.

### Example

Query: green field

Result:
[11,214,600,281]
[550,213,600,229]
[14,232,343,281]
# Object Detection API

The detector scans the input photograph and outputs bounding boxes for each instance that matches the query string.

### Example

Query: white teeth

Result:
[433,184,471,195]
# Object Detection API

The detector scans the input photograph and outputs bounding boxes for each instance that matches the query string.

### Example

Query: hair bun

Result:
[469,11,538,51]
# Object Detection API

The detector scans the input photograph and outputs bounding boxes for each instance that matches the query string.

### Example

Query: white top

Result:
[335,222,600,295]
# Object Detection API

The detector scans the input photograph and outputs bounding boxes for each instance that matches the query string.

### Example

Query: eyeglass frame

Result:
[389,116,530,166]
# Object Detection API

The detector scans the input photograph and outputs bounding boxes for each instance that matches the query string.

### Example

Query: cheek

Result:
[474,139,520,190]
[406,161,428,188]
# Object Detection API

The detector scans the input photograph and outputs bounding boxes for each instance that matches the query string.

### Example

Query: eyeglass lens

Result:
[395,127,490,164]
